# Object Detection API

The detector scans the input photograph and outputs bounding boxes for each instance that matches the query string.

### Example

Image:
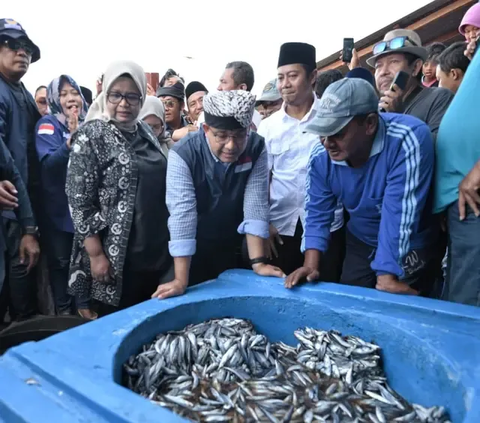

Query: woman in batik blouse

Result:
[66,60,172,315]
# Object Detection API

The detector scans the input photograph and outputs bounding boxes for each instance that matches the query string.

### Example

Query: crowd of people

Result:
[0,3,479,324]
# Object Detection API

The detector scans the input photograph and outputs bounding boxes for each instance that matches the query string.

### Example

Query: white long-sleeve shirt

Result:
[258,95,344,237]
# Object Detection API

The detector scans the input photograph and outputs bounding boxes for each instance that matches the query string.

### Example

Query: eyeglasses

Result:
[373,36,417,56]
[148,123,163,133]
[107,92,142,106]
[2,39,34,56]
[212,130,248,145]
[161,99,179,109]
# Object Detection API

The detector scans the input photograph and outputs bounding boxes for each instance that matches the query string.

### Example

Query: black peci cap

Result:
[278,42,316,70]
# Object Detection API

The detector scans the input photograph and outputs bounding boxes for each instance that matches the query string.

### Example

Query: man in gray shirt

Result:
[366,28,453,299]
[368,29,453,142]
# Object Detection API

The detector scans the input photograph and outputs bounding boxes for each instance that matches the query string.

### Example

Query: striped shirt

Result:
[303,113,435,278]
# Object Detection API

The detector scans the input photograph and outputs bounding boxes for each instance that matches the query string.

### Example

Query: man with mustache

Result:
[286,78,437,296]
[367,29,454,298]
[185,81,208,124]
[258,42,345,281]
[368,29,453,142]
[0,18,41,322]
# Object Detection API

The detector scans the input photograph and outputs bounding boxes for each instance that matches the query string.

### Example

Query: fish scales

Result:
[124,318,449,423]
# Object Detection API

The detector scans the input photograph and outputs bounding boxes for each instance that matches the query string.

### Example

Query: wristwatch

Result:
[250,257,268,266]
[23,226,39,238]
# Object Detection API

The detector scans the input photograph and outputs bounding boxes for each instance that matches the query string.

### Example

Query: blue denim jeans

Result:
[446,201,480,306]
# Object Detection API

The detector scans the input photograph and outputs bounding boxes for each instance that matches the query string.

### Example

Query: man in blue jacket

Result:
[286,78,436,295]
[0,18,41,320]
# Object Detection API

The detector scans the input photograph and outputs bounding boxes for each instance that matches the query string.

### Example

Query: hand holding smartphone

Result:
[390,70,409,92]
[342,38,355,63]
[379,71,410,112]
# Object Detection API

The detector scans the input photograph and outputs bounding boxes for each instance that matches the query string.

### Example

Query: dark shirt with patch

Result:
[403,86,454,143]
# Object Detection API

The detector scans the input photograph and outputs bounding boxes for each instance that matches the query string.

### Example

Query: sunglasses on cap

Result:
[373,36,417,56]
[2,38,34,56]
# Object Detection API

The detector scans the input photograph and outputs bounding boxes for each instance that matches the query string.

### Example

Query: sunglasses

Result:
[373,36,417,56]
[162,99,179,109]
[2,39,34,56]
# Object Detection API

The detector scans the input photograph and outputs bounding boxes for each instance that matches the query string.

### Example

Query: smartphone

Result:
[390,71,410,92]
[342,38,355,63]
[379,70,410,112]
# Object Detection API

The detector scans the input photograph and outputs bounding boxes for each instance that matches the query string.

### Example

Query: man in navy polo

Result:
[286,78,437,296]
[152,90,285,300]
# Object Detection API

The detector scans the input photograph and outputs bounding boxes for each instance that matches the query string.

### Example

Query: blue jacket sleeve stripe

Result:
[386,123,421,260]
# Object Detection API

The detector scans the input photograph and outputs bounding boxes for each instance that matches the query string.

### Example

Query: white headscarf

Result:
[86,60,147,131]
[138,96,166,139]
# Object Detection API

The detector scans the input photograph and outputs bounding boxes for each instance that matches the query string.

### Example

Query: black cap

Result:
[0,18,40,63]
[156,81,185,102]
[278,42,316,70]
[185,81,208,101]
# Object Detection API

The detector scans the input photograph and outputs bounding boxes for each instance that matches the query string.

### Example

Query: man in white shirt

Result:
[258,42,345,279]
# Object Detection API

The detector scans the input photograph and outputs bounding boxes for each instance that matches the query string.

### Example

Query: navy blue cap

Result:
[0,18,40,63]
[346,67,376,88]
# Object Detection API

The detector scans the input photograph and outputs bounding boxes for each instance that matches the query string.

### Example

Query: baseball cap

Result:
[0,18,40,63]
[305,78,378,137]
[256,79,281,104]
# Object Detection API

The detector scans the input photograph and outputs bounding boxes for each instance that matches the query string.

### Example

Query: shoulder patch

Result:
[38,123,55,135]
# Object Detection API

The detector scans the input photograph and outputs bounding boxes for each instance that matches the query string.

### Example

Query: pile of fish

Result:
[124,318,450,422]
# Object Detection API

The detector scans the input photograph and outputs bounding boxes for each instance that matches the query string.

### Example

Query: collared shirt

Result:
[166,132,269,257]
[258,95,344,237]
[304,113,435,278]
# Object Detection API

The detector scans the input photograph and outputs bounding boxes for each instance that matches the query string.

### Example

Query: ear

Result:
[238,83,248,91]
[310,69,318,87]
[412,59,423,77]
[202,123,209,133]
[451,68,462,81]
[366,113,379,136]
